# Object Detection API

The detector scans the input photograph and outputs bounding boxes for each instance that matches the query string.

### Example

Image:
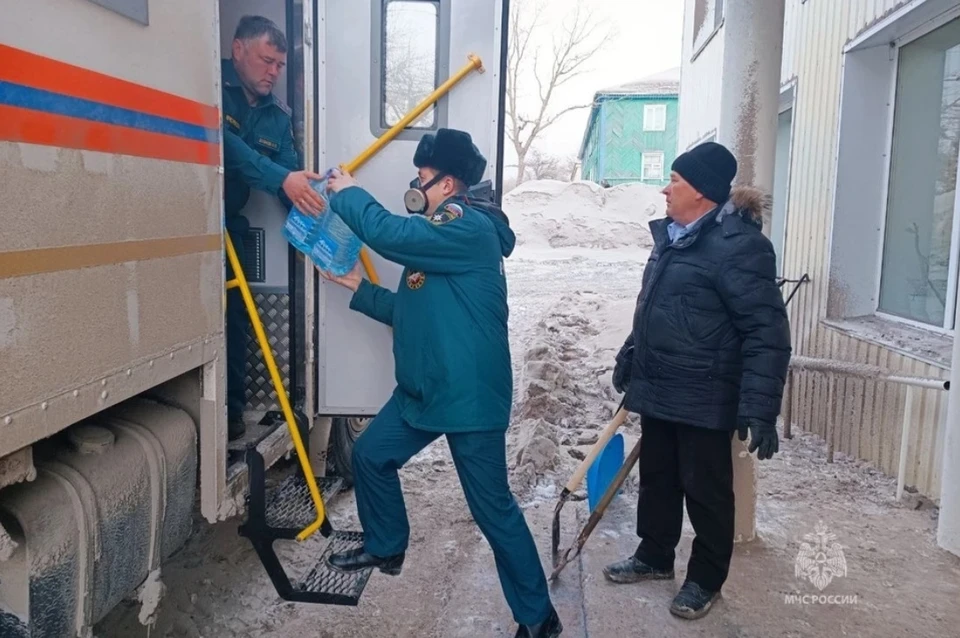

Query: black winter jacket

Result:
[616,186,792,430]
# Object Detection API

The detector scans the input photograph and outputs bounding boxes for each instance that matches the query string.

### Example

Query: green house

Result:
[578,67,680,188]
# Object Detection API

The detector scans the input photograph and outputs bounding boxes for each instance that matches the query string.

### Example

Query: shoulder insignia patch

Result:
[406,270,426,290]
[225,114,241,131]
[430,203,464,226]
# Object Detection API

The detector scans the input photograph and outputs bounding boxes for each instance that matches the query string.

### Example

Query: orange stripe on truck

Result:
[0,104,219,165]
[0,44,220,129]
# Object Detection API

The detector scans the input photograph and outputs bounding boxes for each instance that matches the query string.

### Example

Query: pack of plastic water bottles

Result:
[281,171,362,277]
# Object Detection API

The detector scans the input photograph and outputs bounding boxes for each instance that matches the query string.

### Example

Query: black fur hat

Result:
[413,128,487,187]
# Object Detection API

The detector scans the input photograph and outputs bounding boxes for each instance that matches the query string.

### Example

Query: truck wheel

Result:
[329,416,371,488]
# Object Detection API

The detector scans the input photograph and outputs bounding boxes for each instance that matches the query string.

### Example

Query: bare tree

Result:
[526,147,577,181]
[383,4,439,127]
[507,0,611,184]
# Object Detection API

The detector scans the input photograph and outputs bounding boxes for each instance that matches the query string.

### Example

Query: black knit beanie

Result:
[670,141,738,204]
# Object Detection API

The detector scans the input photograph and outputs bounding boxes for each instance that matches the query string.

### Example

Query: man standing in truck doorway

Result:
[221,15,326,440]
[317,129,563,638]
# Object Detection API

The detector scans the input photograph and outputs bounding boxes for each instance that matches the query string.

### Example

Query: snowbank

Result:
[503,180,665,261]
[509,292,638,492]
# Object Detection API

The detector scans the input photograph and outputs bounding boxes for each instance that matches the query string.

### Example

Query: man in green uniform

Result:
[318,128,562,638]
[221,15,325,440]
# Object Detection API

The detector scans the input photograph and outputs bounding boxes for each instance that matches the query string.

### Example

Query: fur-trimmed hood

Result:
[717,185,771,229]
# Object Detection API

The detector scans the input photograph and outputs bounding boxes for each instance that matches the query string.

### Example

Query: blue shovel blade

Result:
[586,432,625,513]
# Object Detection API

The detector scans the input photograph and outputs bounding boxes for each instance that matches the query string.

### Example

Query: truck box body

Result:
[0,0,225,456]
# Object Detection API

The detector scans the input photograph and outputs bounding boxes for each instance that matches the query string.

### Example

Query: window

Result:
[692,0,724,57]
[642,152,664,181]
[878,18,960,328]
[643,104,667,131]
[87,0,148,24]
[382,0,440,129]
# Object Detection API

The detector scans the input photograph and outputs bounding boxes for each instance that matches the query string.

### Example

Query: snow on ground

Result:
[505,179,662,261]
[95,180,960,638]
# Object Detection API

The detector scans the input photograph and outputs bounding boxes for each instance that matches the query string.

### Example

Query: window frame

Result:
[641,151,665,181]
[643,103,667,132]
[874,13,960,332]
[369,0,451,141]
[690,0,724,62]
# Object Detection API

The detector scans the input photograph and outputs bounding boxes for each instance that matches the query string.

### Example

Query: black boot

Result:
[328,547,405,576]
[602,556,674,584]
[514,606,562,638]
[669,580,719,620]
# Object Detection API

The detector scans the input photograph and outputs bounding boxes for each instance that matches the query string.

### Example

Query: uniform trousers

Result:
[224,215,250,424]
[353,396,553,625]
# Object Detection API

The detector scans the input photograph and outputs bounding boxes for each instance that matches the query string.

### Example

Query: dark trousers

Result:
[225,216,249,423]
[352,397,553,626]
[633,416,735,592]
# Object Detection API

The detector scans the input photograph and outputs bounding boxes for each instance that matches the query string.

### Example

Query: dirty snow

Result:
[95,180,960,638]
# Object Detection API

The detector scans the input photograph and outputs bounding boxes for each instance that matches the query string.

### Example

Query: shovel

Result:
[549,435,642,581]
[550,398,628,565]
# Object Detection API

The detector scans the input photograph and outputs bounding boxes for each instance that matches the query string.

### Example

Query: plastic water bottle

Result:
[281,178,327,255]
[309,201,363,277]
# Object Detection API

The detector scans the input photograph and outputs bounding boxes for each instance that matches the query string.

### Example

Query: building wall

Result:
[680,0,954,499]
[581,119,602,182]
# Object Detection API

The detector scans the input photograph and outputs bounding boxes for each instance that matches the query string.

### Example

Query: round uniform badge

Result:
[430,203,463,225]
[406,270,426,290]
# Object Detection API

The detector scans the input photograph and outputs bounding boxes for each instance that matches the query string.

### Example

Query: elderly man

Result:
[605,142,791,619]
[221,15,325,440]
[318,128,562,638]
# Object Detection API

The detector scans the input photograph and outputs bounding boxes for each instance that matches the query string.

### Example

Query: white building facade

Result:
[679,0,960,554]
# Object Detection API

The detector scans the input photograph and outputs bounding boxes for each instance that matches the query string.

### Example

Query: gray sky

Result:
[511,0,683,162]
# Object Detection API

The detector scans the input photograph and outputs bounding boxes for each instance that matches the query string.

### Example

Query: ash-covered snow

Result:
[505,180,663,261]
[502,180,662,496]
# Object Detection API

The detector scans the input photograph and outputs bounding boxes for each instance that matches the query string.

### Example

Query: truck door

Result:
[314,0,508,416]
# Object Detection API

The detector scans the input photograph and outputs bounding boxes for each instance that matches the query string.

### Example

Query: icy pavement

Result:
[95,182,960,637]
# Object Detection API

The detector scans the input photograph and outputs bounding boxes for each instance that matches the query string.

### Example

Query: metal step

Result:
[265,474,345,537]
[292,530,372,606]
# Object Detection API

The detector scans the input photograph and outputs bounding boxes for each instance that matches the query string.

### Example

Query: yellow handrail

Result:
[342,54,485,287]
[225,234,327,541]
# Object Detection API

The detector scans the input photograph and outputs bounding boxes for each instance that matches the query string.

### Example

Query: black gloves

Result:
[613,346,633,394]
[738,417,779,460]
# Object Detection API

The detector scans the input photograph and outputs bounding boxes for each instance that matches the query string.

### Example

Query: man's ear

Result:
[232,39,244,60]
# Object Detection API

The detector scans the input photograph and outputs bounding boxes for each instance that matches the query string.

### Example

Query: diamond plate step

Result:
[265,474,345,537]
[294,530,372,606]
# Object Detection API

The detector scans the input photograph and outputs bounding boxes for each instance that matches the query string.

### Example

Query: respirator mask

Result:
[404,172,448,215]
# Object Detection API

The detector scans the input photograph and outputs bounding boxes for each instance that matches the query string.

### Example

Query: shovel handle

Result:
[564,402,629,493]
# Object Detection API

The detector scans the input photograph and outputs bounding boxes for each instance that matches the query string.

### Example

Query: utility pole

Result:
[716,0,786,541]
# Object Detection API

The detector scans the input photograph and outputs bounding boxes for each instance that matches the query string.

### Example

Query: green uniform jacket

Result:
[221,59,300,217]
[329,186,516,434]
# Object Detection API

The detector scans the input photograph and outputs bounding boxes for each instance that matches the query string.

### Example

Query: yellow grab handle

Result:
[225,234,327,541]
[343,54,483,176]
[336,54,485,285]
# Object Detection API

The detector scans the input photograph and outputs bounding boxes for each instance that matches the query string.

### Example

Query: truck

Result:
[0,0,509,635]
